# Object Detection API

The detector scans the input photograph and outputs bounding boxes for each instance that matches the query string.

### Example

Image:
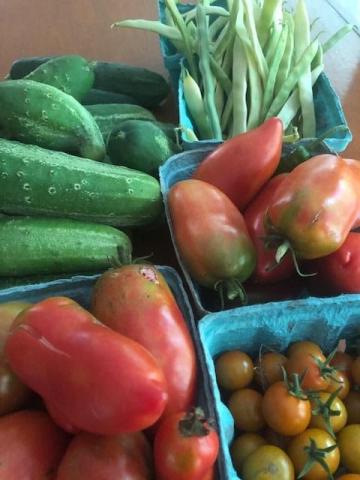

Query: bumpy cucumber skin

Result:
[107,119,178,175]
[9,56,170,108]
[82,89,139,105]
[0,138,163,227]
[25,55,95,101]
[0,79,105,161]
[92,61,170,108]
[85,103,155,139]
[0,216,132,277]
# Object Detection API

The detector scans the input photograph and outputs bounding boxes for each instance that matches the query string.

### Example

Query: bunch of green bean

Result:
[113,0,352,141]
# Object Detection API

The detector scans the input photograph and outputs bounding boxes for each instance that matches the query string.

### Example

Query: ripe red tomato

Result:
[0,360,33,416]
[5,297,168,434]
[262,381,311,436]
[153,408,219,480]
[168,179,256,302]
[91,264,197,417]
[56,431,153,480]
[0,409,69,479]
[215,350,254,391]
[193,117,283,210]
[287,428,340,480]
[0,301,31,352]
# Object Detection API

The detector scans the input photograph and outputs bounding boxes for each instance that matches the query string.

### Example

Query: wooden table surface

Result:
[0,0,359,157]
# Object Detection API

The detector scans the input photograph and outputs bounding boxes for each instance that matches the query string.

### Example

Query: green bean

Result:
[257,0,282,48]
[311,42,323,71]
[112,20,182,43]
[265,39,319,120]
[264,24,282,66]
[209,16,228,41]
[221,92,233,136]
[244,43,263,130]
[232,32,248,135]
[243,0,268,87]
[294,0,316,138]
[261,22,288,120]
[275,12,295,95]
[164,0,198,81]
[197,4,222,140]
[183,6,230,23]
[214,0,239,60]
[277,64,323,129]
[215,82,225,119]
[182,67,213,139]
[209,56,232,95]
[322,24,354,53]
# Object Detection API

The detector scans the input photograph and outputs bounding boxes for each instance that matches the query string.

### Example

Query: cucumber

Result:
[0,79,105,161]
[8,56,171,108]
[107,119,180,175]
[25,55,95,101]
[0,216,132,277]
[85,103,156,139]
[0,138,162,227]
[82,89,139,105]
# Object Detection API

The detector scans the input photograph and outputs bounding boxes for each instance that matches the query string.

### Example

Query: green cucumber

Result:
[0,79,105,161]
[8,56,170,108]
[81,89,139,105]
[0,216,132,277]
[25,55,95,101]
[0,138,162,227]
[85,103,156,139]
[107,119,180,175]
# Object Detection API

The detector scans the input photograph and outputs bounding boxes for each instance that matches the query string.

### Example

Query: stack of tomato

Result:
[168,118,360,308]
[215,340,360,479]
[0,264,219,480]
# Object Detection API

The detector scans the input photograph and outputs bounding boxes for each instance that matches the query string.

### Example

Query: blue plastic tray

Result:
[0,267,222,479]
[157,1,352,153]
[198,294,360,480]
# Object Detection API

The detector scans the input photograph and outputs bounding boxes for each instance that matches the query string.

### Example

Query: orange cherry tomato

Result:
[287,428,340,480]
[337,475,360,480]
[326,370,351,400]
[254,351,287,390]
[351,356,360,385]
[286,349,330,391]
[241,445,295,480]
[230,433,266,473]
[228,389,265,432]
[338,424,360,474]
[262,381,311,436]
[330,351,354,379]
[287,341,323,358]
[344,391,360,424]
[215,351,254,391]
[310,391,347,434]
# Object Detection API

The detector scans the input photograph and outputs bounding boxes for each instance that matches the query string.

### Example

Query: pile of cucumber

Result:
[0,54,178,282]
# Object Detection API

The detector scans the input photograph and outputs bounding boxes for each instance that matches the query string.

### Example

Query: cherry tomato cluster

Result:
[0,264,219,480]
[215,341,360,479]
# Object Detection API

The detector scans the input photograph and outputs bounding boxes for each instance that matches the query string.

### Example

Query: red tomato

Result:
[56,431,153,480]
[244,174,295,284]
[0,409,69,480]
[311,232,360,294]
[286,348,330,391]
[168,179,256,302]
[266,155,360,260]
[262,381,311,436]
[91,264,197,417]
[0,360,33,416]
[193,117,283,210]
[154,408,219,480]
[5,297,168,434]
[0,301,31,352]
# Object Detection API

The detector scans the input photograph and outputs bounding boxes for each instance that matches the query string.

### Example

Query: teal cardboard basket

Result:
[157,1,352,153]
[198,294,360,480]
[0,267,222,480]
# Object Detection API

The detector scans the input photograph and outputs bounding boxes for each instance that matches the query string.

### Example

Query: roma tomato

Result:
[338,424,360,473]
[0,360,33,416]
[241,445,295,480]
[0,409,69,480]
[244,174,295,284]
[56,431,153,480]
[91,264,197,417]
[153,408,219,480]
[311,232,360,294]
[215,350,254,391]
[287,428,340,480]
[0,301,31,352]
[193,117,283,210]
[262,380,311,436]
[5,297,168,434]
[168,179,256,303]
[228,388,265,432]
[266,155,360,260]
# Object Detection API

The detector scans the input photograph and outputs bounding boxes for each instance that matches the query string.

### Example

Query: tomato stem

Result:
[178,407,211,438]
[311,388,342,438]
[298,438,337,480]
